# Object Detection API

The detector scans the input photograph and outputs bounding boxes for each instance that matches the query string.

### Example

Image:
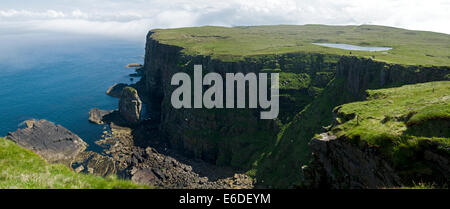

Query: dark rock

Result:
[7,119,87,165]
[106,83,128,98]
[89,108,113,124]
[302,133,402,189]
[119,87,142,125]
[72,151,116,177]
[131,168,160,186]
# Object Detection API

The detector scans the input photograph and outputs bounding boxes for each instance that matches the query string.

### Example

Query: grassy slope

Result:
[334,81,450,143]
[0,138,146,189]
[332,81,450,183]
[151,25,450,66]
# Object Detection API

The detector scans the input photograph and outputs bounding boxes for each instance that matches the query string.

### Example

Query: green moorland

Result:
[151,25,450,66]
[331,81,450,183]
[0,138,147,189]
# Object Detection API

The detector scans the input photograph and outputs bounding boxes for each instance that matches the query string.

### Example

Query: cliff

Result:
[303,81,450,188]
[144,31,340,168]
[140,25,450,188]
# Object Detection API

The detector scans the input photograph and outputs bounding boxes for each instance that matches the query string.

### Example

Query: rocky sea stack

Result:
[119,86,142,125]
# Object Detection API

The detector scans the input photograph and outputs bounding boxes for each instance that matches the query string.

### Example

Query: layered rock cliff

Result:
[142,31,339,169]
[140,30,450,188]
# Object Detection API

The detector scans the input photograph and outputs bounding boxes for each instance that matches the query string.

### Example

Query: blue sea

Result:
[0,31,145,151]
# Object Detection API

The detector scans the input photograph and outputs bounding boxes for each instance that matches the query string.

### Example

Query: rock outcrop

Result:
[7,119,87,165]
[119,87,142,125]
[106,83,128,98]
[72,151,117,177]
[89,108,114,124]
[129,147,254,189]
[302,133,402,189]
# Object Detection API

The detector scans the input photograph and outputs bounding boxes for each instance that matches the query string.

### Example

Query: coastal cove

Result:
[0,32,145,151]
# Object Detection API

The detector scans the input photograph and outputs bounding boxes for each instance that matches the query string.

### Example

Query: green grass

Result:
[151,25,450,66]
[0,138,147,189]
[407,103,450,126]
[333,81,450,143]
[330,81,450,185]
[279,72,311,90]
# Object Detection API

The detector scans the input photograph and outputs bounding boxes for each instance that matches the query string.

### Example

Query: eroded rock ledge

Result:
[7,119,87,166]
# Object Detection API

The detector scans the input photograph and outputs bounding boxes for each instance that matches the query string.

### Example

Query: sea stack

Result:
[119,86,142,125]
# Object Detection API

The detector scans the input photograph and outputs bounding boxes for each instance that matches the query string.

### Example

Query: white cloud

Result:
[0,0,448,40]
[0,9,66,19]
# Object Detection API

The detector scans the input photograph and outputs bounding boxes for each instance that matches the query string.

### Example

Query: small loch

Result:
[313,43,392,51]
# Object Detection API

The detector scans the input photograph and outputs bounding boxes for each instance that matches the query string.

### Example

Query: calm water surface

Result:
[313,43,392,51]
[0,31,145,151]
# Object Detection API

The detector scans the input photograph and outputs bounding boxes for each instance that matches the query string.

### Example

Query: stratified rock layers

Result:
[7,119,87,165]
[303,133,402,189]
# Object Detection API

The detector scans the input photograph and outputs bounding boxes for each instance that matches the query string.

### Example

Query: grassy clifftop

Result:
[0,138,146,189]
[151,25,450,66]
[331,81,450,184]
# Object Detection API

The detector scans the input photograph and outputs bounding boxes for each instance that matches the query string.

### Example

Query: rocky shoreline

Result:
[6,76,253,189]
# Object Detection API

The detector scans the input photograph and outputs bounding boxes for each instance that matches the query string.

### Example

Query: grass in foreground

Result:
[0,138,147,189]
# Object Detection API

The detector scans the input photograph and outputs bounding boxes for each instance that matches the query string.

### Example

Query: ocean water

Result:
[0,31,145,151]
[313,43,392,51]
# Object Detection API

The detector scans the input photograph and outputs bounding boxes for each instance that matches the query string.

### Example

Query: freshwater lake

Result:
[0,31,145,151]
[313,43,392,51]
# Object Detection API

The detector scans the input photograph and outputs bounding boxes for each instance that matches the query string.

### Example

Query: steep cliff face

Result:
[142,31,449,188]
[143,32,272,165]
[302,133,402,189]
[337,56,450,99]
[142,32,338,169]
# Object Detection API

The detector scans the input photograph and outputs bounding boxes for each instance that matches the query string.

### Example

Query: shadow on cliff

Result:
[131,119,239,181]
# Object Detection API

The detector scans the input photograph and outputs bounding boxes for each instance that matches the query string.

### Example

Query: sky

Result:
[0,0,449,40]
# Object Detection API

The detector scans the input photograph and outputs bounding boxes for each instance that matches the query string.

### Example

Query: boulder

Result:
[72,151,117,177]
[119,87,142,125]
[7,119,87,165]
[89,108,113,124]
[106,83,128,98]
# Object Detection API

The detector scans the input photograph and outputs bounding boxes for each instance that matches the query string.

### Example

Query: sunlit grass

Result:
[0,138,148,189]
